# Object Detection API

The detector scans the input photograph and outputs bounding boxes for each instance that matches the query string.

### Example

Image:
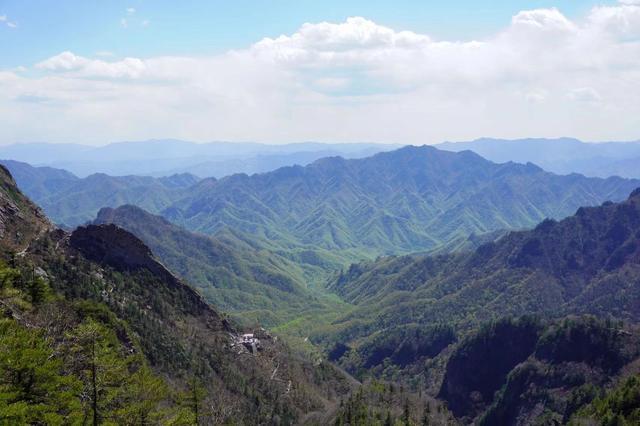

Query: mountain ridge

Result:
[92,204,348,327]
[4,145,640,269]
[439,137,640,178]
[326,186,640,346]
[0,139,400,178]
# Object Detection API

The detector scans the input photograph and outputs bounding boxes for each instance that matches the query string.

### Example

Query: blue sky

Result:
[1,1,604,68]
[1,1,639,145]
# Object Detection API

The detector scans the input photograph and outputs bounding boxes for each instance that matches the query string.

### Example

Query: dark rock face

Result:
[69,224,220,320]
[438,318,542,419]
[70,224,156,272]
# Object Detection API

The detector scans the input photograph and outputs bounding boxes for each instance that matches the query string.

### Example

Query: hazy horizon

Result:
[2,136,640,149]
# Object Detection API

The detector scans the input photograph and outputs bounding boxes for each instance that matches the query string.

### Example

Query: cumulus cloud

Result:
[35,51,146,79]
[2,4,640,144]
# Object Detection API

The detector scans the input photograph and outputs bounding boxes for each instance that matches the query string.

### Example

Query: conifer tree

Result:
[67,319,128,425]
[0,318,82,424]
[115,363,168,425]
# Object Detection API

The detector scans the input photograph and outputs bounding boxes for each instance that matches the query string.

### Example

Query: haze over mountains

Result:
[439,138,640,179]
[3,137,640,180]
[3,145,639,261]
[0,140,399,178]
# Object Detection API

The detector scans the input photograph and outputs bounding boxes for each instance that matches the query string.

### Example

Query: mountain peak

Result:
[69,223,221,319]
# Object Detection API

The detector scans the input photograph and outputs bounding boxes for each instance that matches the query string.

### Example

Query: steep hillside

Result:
[0,165,52,253]
[93,204,348,327]
[0,165,352,424]
[570,373,640,425]
[442,316,640,425]
[327,187,640,350]
[328,315,640,426]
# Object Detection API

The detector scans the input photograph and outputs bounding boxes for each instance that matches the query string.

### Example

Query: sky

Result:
[1,0,639,145]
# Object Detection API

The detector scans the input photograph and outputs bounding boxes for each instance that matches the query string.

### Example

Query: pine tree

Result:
[177,374,207,426]
[115,363,168,425]
[67,319,128,425]
[0,318,82,424]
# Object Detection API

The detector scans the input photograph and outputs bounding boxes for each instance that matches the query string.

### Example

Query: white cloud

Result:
[1,14,18,28]
[36,51,146,79]
[126,7,136,15]
[568,87,603,103]
[2,4,640,145]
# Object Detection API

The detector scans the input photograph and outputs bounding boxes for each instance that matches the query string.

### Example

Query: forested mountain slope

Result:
[441,316,640,425]
[164,146,640,260]
[0,159,199,227]
[326,187,640,355]
[93,204,347,327]
[323,186,640,424]
[0,164,352,424]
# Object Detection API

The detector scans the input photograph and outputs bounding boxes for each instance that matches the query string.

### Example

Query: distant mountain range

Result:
[0,139,399,178]
[143,145,640,258]
[0,159,197,227]
[4,137,640,180]
[439,137,640,178]
[3,145,640,263]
